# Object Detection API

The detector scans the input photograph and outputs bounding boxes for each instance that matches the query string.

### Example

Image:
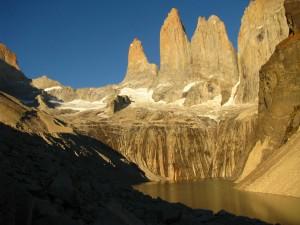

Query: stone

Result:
[31,75,62,90]
[106,95,131,113]
[122,38,157,87]
[49,171,75,204]
[284,0,300,35]
[34,198,58,217]
[33,215,79,225]
[159,8,191,78]
[191,15,238,89]
[258,33,300,148]
[0,43,20,70]
[237,33,300,198]
[235,0,289,103]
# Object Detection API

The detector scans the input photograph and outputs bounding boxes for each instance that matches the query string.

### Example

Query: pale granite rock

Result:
[235,0,289,103]
[237,33,300,197]
[191,15,238,86]
[0,43,20,70]
[122,38,157,88]
[159,8,191,78]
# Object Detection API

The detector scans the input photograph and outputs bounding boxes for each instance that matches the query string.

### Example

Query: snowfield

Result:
[50,98,107,111]
[119,88,155,104]
[183,82,198,93]
[44,86,62,92]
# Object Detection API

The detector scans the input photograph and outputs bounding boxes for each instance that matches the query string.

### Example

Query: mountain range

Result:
[0,0,300,224]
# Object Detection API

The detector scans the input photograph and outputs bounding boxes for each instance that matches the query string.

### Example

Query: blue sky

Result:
[1,0,249,88]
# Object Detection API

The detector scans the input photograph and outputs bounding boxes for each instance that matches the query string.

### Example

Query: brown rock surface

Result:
[159,8,191,78]
[237,34,300,197]
[284,0,300,34]
[191,15,238,86]
[77,105,258,181]
[0,44,38,100]
[122,39,157,87]
[0,43,20,70]
[31,75,62,89]
[0,91,72,134]
[258,33,300,148]
[235,0,289,103]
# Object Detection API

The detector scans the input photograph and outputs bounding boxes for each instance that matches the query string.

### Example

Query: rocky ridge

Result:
[122,38,157,88]
[0,43,20,70]
[159,8,191,77]
[190,15,238,104]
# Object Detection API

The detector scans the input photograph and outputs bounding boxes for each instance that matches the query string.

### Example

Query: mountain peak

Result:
[0,43,20,70]
[127,38,149,72]
[163,8,184,30]
[160,8,191,75]
[122,38,157,86]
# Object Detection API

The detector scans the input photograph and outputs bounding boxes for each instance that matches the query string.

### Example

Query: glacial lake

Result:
[134,180,300,225]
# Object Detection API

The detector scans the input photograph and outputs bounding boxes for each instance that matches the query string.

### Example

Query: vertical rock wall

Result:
[235,0,289,103]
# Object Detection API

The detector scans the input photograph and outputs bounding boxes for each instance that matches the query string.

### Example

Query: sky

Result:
[1,0,249,88]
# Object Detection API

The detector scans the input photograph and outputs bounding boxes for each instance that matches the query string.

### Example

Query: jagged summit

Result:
[127,38,149,73]
[165,8,182,25]
[122,38,157,87]
[0,43,20,70]
[191,14,238,85]
[160,8,191,75]
[32,75,62,89]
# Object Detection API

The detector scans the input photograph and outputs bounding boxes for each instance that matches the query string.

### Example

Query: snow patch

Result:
[223,80,240,106]
[183,82,198,93]
[157,82,171,88]
[119,88,155,104]
[50,98,107,111]
[44,86,62,92]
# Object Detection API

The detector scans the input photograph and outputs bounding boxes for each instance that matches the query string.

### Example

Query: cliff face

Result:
[0,43,20,70]
[152,10,239,105]
[258,33,300,148]
[235,0,289,103]
[122,38,157,88]
[159,8,191,78]
[0,44,40,101]
[237,32,300,197]
[77,106,257,181]
[285,0,300,34]
[191,16,238,87]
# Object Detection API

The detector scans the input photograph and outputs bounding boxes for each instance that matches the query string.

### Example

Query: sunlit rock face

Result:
[237,33,300,197]
[258,34,300,148]
[79,106,257,181]
[191,15,238,104]
[31,75,62,90]
[122,38,157,88]
[159,8,191,78]
[0,43,20,70]
[153,10,238,105]
[0,44,39,100]
[235,0,289,103]
[151,9,191,103]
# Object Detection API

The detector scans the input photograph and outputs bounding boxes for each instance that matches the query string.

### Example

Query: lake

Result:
[134,180,300,225]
